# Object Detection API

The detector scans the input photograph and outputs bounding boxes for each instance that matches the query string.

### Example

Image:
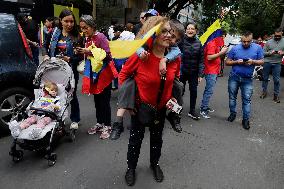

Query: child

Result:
[10,82,61,139]
[110,19,185,140]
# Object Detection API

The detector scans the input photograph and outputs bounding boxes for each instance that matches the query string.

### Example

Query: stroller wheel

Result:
[48,153,57,166]
[10,150,24,163]
[69,129,76,142]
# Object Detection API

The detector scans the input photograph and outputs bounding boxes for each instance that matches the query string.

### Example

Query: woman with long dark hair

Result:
[42,9,81,130]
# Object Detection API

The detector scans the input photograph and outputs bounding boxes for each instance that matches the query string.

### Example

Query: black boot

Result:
[242,119,250,130]
[227,113,236,122]
[150,164,164,182]
[110,122,124,140]
[166,112,182,133]
[125,168,136,186]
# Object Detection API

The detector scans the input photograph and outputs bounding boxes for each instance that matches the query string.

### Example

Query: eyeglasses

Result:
[161,28,173,36]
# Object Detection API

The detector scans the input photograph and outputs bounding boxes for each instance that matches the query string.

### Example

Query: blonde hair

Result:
[135,16,169,40]
[44,81,58,93]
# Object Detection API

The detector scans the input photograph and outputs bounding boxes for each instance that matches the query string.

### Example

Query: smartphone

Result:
[73,41,82,48]
[166,99,182,114]
[243,58,249,63]
[56,54,64,59]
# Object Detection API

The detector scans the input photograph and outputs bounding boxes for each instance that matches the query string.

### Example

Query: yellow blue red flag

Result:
[109,23,161,59]
[199,19,223,47]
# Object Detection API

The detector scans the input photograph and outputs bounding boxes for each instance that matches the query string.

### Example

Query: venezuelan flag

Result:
[109,23,161,59]
[199,19,224,47]
[82,58,118,94]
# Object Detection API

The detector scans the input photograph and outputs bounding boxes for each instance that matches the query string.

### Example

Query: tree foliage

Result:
[236,0,284,37]
[148,0,283,36]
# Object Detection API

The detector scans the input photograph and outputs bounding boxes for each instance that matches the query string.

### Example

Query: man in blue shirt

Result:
[226,31,264,130]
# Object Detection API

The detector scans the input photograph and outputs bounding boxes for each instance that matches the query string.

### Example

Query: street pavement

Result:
[0,68,284,189]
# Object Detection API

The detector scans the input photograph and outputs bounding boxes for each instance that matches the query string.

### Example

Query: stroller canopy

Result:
[34,58,75,91]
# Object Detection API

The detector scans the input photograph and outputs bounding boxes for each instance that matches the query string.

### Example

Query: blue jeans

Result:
[262,62,281,95]
[228,73,253,120]
[200,74,218,111]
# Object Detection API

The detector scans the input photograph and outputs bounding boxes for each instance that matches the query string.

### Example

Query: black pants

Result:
[127,110,166,169]
[94,85,112,126]
[180,71,198,112]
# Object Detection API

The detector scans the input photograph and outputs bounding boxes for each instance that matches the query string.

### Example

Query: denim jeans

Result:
[200,74,218,111]
[228,73,253,120]
[262,62,281,95]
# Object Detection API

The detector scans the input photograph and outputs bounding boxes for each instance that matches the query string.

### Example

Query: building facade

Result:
[169,0,202,24]
[96,0,147,28]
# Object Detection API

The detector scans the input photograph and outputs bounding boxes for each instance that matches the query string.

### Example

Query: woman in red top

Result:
[119,16,181,186]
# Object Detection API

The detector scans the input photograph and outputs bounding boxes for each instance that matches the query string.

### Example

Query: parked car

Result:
[0,13,37,134]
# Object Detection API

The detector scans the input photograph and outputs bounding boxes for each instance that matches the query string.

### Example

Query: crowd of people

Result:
[16,8,284,186]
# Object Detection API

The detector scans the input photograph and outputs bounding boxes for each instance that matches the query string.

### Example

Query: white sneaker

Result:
[70,122,79,130]
[200,111,211,119]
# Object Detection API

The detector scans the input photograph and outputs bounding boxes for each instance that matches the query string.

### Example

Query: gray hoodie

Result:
[264,37,284,64]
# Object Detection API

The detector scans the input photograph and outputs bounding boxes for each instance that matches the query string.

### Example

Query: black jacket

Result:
[179,35,204,77]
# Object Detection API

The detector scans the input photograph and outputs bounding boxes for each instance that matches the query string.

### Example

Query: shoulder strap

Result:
[156,75,166,106]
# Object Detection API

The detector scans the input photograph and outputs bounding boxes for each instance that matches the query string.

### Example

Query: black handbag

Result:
[138,75,166,126]
[138,102,159,126]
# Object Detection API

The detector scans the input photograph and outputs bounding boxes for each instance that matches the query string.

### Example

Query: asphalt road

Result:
[0,68,284,189]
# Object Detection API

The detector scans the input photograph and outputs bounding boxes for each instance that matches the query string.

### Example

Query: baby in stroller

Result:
[10,82,61,139]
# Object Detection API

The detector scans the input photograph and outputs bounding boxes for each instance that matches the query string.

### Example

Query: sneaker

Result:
[273,94,280,103]
[70,122,79,130]
[100,126,111,139]
[87,123,103,135]
[188,110,200,120]
[227,113,236,122]
[260,91,267,99]
[206,107,215,113]
[200,110,210,119]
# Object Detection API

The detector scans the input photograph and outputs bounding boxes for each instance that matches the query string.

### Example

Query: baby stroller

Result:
[8,58,75,166]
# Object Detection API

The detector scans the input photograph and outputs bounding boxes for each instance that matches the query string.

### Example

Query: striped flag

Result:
[199,19,224,47]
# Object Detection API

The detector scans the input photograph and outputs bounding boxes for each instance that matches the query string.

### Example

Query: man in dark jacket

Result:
[179,22,204,120]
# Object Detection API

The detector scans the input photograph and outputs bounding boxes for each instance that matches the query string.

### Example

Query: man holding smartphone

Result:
[226,31,264,130]
[260,28,284,103]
